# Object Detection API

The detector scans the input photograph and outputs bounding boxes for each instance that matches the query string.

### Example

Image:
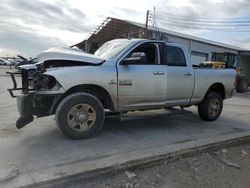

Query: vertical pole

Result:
[145,10,149,30]
[145,10,149,38]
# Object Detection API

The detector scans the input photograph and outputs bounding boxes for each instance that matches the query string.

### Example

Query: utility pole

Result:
[145,10,149,30]
[145,10,149,38]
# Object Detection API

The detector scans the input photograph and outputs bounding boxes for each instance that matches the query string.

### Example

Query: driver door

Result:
[117,42,167,111]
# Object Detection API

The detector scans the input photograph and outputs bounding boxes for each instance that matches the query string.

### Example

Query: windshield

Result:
[94,40,134,59]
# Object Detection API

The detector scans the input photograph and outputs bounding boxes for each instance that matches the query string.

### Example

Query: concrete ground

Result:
[0,73,250,187]
[44,142,250,188]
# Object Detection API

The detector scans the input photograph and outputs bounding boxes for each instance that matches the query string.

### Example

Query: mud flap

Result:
[16,115,34,129]
[16,95,34,128]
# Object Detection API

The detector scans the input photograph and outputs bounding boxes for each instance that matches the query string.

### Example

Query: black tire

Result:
[198,92,223,121]
[55,92,104,139]
[236,76,248,93]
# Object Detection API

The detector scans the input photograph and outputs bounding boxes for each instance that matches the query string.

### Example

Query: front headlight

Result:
[33,74,61,90]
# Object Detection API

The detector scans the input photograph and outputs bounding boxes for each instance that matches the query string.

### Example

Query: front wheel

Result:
[55,93,105,139]
[198,92,223,121]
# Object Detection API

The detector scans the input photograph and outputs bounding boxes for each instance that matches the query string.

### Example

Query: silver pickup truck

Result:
[8,39,236,139]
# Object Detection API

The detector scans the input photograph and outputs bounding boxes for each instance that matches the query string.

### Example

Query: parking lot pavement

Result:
[0,75,250,187]
[0,66,15,76]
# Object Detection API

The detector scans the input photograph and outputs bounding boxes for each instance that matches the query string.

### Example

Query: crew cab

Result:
[7,39,236,139]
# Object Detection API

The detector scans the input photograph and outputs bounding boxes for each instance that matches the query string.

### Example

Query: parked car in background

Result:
[0,58,12,66]
[15,55,36,68]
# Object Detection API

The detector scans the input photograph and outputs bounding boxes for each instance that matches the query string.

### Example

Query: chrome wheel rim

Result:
[67,104,96,132]
[208,98,220,117]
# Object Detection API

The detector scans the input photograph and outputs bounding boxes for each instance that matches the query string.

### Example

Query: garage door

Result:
[239,51,250,84]
[191,51,208,65]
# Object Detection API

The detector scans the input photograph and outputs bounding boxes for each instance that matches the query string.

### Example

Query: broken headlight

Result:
[33,75,61,90]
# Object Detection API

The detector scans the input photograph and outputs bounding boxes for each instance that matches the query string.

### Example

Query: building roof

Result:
[123,19,245,51]
[77,17,246,52]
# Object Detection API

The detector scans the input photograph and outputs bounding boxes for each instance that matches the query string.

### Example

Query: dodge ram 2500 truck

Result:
[7,39,236,139]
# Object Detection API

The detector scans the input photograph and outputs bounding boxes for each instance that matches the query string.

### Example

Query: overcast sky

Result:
[0,0,250,57]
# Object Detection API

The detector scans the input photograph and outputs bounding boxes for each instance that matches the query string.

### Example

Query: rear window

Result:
[165,46,186,66]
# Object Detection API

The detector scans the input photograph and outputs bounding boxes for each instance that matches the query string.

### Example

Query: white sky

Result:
[0,0,250,57]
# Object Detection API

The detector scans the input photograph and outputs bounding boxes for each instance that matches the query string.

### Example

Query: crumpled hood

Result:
[36,47,104,64]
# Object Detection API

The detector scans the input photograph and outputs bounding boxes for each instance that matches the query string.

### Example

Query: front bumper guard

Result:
[7,71,35,128]
[6,71,34,98]
[6,71,22,98]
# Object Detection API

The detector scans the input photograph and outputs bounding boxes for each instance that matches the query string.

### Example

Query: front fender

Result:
[44,63,118,111]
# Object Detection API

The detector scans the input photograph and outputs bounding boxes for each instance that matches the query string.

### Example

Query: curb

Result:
[2,131,250,188]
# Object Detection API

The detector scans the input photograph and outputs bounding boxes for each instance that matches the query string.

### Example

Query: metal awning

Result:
[74,17,144,52]
[86,17,142,44]
[239,51,250,56]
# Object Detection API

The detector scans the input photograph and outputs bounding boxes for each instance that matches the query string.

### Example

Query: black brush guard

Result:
[7,69,35,128]
[7,69,34,98]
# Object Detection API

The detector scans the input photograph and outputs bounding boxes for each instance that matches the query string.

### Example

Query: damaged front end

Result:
[7,47,105,129]
[7,65,64,129]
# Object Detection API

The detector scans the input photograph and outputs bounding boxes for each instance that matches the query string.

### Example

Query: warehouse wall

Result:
[191,41,238,65]
[163,34,238,65]
[239,55,250,84]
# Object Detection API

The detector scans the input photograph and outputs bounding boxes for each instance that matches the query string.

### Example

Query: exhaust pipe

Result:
[16,115,34,129]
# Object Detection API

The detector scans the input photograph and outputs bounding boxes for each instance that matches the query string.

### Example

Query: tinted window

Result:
[124,43,158,65]
[165,46,186,66]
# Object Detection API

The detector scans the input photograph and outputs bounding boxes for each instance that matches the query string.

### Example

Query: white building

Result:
[75,17,250,85]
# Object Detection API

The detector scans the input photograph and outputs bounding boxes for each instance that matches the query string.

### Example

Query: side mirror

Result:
[121,52,147,65]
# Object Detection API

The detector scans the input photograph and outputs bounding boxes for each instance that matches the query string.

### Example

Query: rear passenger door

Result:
[164,44,194,105]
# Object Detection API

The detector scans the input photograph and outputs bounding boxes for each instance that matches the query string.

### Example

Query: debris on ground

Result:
[125,182,130,188]
[241,150,248,155]
[54,170,67,177]
[0,163,19,182]
[218,158,241,169]
[222,148,228,154]
[134,183,140,187]
[125,171,137,179]
[125,182,135,188]
[44,143,250,188]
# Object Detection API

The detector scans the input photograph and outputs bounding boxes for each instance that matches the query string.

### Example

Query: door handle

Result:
[153,71,165,75]
[184,72,192,76]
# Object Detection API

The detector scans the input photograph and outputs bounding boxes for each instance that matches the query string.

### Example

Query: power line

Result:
[146,9,250,32]
[158,19,250,29]
[156,17,250,26]
[148,9,161,39]
[149,12,250,32]
[156,13,250,22]
[156,21,250,32]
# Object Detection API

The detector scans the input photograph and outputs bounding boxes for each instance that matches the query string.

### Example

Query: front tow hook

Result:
[16,115,34,129]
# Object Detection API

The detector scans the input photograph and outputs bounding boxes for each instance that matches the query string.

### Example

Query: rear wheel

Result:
[55,93,104,139]
[236,76,248,93]
[198,92,223,121]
